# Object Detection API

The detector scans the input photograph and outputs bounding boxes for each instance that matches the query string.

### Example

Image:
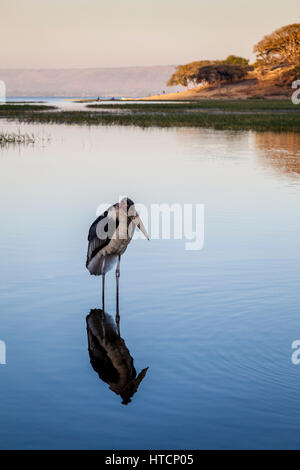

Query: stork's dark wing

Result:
[86,206,114,268]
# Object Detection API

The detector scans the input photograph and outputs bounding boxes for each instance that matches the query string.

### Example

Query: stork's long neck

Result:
[112,205,134,241]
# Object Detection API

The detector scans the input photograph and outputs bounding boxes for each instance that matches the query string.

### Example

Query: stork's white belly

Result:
[87,252,117,275]
[87,238,132,276]
[87,223,135,276]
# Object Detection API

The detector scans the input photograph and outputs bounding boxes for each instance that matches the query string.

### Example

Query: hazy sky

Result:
[1,0,299,69]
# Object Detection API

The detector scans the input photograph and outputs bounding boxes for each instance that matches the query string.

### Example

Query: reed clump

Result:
[0,131,35,144]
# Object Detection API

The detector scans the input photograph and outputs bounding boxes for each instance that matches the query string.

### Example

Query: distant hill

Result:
[0,65,184,97]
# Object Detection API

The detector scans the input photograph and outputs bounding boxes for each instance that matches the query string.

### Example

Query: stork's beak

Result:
[133,215,150,240]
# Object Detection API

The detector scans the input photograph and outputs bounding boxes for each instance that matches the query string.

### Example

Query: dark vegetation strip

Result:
[0,104,57,112]
[87,100,299,112]
[5,110,300,132]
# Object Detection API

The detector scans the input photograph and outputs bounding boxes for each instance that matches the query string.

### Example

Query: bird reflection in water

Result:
[86,309,148,405]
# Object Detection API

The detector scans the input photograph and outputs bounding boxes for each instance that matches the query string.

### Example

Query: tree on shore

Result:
[196,64,249,88]
[223,55,249,67]
[254,23,300,66]
[167,56,249,90]
[167,60,212,89]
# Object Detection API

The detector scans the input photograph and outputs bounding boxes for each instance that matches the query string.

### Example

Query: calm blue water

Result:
[0,121,299,449]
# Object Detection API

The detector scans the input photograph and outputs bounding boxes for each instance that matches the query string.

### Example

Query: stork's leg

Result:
[102,257,106,312]
[102,273,105,312]
[116,255,121,335]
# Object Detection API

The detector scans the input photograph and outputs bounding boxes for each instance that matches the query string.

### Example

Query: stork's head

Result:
[119,197,149,240]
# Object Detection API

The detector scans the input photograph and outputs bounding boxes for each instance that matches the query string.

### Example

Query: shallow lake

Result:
[0,120,299,449]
